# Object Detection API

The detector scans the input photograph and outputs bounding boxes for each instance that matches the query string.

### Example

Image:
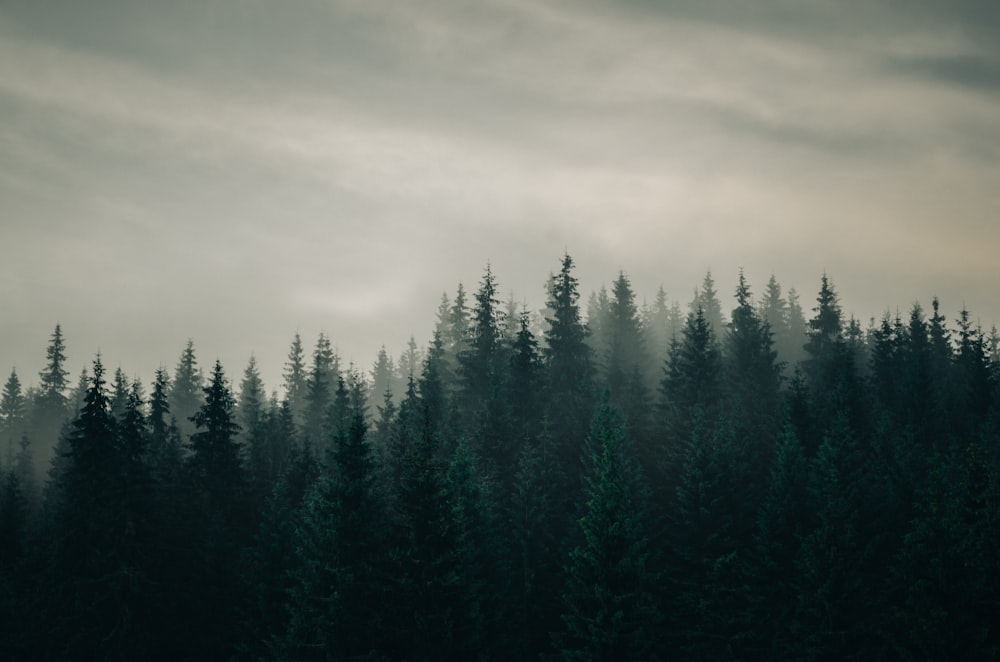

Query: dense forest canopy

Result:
[1,255,998,660]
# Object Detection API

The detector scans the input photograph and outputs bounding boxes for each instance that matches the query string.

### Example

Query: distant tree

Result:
[725,270,782,456]
[109,366,130,422]
[803,273,843,374]
[169,339,203,440]
[302,332,339,450]
[784,287,809,367]
[369,344,395,414]
[459,264,504,408]
[31,324,71,469]
[642,285,680,373]
[282,332,308,429]
[238,355,265,435]
[586,286,612,372]
[605,272,651,446]
[397,335,423,389]
[509,310,544,437]
[1,369,26,467]
[689,270,725,337]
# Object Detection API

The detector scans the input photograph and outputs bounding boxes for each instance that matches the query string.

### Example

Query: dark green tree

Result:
[185,360,246,660]
[281,414,393,660]
[553,402,659,661]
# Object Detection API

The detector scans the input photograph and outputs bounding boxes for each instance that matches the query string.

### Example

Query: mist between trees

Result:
[1,254,998,660]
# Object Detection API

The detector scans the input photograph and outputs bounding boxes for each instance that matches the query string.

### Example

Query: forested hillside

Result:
[1,254,998,660]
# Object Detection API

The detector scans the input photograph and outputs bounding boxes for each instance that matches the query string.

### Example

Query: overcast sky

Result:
[2,0,999,393]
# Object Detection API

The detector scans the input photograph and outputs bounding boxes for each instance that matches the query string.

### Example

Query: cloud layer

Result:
[2,0,998,389]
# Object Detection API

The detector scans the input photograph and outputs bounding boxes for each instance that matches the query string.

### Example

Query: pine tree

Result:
[282,414,393,660]
[185,360,246,660]
[725,270,781,458]
[169,339,203,440]
[282,332,308,429]
[543,253,595,491]
[44,355,150,659]
[31,324,71,473]
[370,344,395,414]
[36,324,69,413]
[510,310,544,438]
[803,273,843,377]
[189,360,244,506]
[689,270,725,336]
[553,402,659,661]
[1,369,26,468]
[238,354,265,435]
[303,332,339,449]
[643,285,676,371]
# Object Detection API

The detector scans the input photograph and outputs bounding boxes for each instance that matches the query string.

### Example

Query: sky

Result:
[2,0,999,394]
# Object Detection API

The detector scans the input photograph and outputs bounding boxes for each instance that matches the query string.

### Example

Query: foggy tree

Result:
[1,369,26,467]
[586,286,612,371]
[604,271,652,446]
[169,339,203,440]
[689,270,725,337]
[725,270,782,456]
[543,253,595,488]
[109,366,130,422]
[282,332,308,429]
[369,344,395,412]
[398,335,423,388]
[30,324,71,471]
[302,332,339,450]
[642,285,681,371]
[238,355,265,435]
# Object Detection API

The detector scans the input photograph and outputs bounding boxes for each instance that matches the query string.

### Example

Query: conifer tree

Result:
[185,360,246,660]
[543,253,595,488]
[282,332,308,429]
[726,270,781,458]
[303,332,338,449]
[689,270,725,336]
[605,272,651,447]
[44,355,152,659]
[31,324,71,470]
[1,369,26,467]
[553,402,659,661]
[282,413,393,660]
[169,339,203,440]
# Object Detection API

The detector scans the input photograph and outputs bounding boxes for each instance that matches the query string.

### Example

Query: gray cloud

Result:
[1,0,998,390]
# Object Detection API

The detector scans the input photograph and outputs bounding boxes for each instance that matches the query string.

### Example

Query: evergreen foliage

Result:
[2,256,998,660]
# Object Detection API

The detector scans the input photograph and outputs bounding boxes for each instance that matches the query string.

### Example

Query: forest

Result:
[1,253,998,660]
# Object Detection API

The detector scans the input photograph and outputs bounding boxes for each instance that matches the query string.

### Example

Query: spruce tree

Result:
[543,253,595,491]
[282,332,308,429]
[1,369,26,468]
[169,339,203,440]
[553,402,659,661]
[31,324,71,471]
[282,413,393,660]
[183,360,247,660]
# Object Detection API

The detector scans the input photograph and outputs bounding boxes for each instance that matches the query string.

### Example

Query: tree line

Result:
[1,254,998,660]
